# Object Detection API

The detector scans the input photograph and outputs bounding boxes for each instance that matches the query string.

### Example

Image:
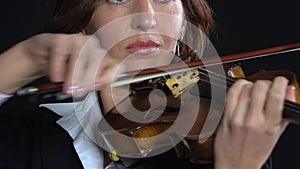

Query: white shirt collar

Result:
[40,92,104,169]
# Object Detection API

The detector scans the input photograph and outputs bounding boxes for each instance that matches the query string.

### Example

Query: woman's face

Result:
[85,0,185,71]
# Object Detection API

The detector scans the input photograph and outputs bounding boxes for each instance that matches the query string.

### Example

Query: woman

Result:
[0,0,295,169]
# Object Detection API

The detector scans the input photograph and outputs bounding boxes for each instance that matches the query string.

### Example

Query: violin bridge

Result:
[166,68,200,98]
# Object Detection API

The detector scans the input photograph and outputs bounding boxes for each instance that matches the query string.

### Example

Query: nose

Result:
[131,1,157,31]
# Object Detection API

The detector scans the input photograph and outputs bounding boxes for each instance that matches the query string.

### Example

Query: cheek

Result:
[155,14,185,45]
[154,3,185,41]
[163,37,177,51]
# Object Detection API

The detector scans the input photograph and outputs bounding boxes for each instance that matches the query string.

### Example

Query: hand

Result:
[214,77,296,169]
[0,33,123,96]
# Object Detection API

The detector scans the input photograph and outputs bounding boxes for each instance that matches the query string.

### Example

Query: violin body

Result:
[98,64,222,161]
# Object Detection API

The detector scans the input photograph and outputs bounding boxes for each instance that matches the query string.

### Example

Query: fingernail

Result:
[93,83,104,90]
[52,72,64,82]
[67,85,79,94]
[291,85,296,90]
[67,85,86,94]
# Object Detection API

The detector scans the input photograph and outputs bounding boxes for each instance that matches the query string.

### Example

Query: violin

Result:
[15,43,300,164]
[96,42,300,164]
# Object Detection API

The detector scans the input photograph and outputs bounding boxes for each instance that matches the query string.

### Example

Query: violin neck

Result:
[283,100,300,125]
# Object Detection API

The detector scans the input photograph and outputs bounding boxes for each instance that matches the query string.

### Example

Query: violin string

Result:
[193,69,231,89]
[195,66,235,88]
[196,76,227,89]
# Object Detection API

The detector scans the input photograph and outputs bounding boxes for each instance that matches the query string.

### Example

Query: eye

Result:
[157,0,171,3]
[107,0,127,4]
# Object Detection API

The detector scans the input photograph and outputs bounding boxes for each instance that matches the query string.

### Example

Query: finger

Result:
[224,79,252,121]
[93,49,125,87]
[82,52,103,91]
[264,76,289,124]
[79,37,110,92]
[245,80,271,124]
[286,85,296,102]
[80,36,107,91]
[49,47,69,82]
[48,35,75,82]
[230,83,252,127]
[64,49,88,96]
[62,34,92,95]
[95,63,118,89]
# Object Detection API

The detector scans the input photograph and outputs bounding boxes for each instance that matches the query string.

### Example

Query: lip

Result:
[126,40,160,55]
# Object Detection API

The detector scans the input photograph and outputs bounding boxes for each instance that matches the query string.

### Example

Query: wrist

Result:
[19,39,48,76]
[0,42,43,94]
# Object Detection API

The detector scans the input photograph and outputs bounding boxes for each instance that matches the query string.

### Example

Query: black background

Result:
[1,0,300,168]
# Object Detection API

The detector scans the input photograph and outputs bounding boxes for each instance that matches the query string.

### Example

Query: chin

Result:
[120,50,174,72]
